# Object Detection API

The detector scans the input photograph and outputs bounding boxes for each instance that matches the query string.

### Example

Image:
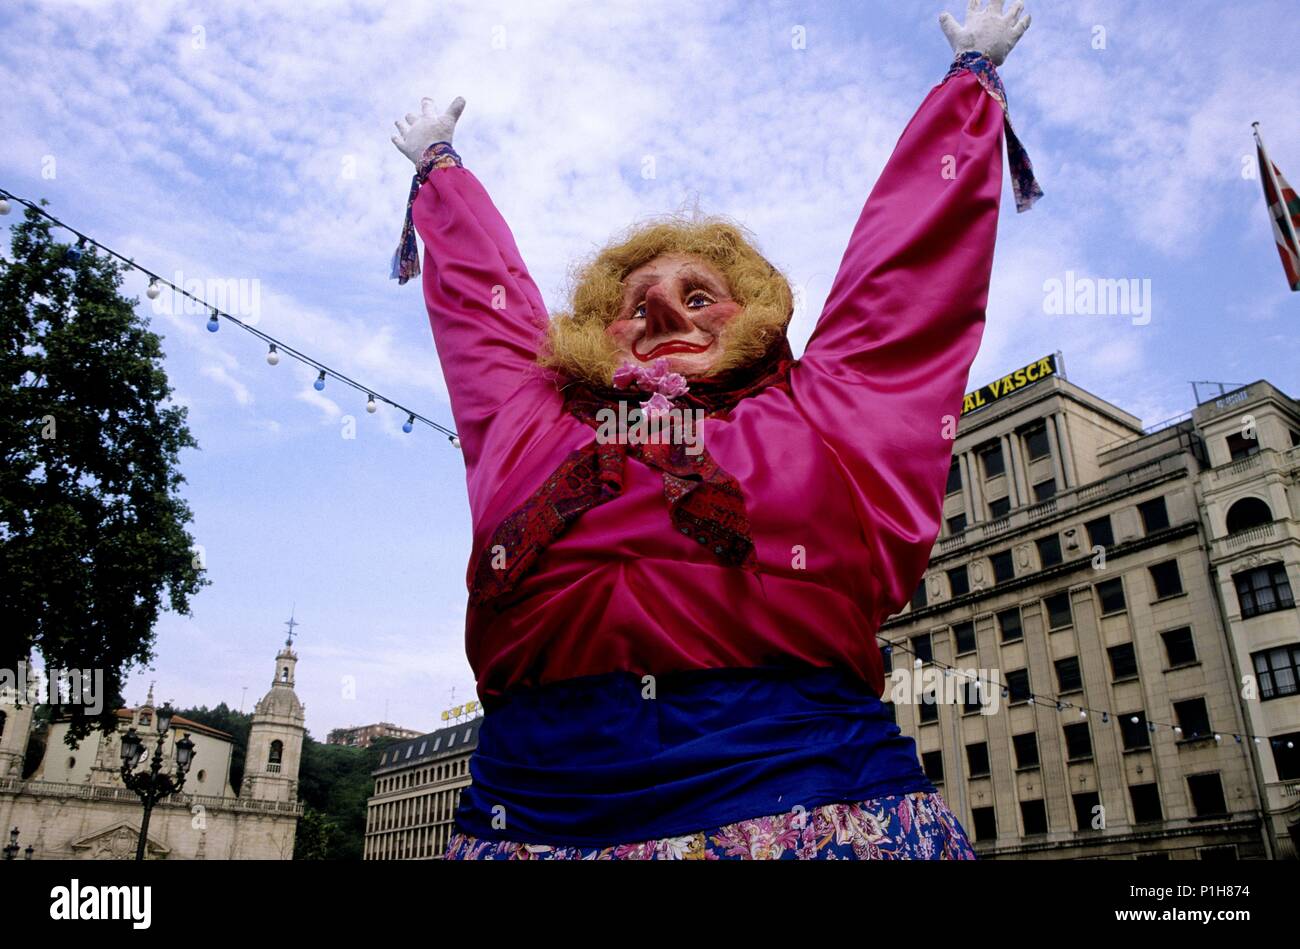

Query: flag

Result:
[1254,123,1300,292]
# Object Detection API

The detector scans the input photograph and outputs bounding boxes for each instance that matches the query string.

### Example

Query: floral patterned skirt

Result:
[443,790,976,860]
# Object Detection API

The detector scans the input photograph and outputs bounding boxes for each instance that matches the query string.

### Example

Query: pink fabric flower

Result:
[612,363,640,389]
[640,392,674,416]
[613,358,690,400]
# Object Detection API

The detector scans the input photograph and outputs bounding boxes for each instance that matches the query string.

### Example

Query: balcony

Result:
[1211,518,1298,563]
[1208,444,1300,492]
[934,453,1187,558]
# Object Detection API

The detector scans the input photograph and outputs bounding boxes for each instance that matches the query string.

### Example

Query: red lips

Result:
[633,338,714,362]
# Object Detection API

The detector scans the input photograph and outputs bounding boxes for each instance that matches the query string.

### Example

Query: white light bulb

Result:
[366,396,377,414]
[0,198,10,215]
[266,345,280,366]
[146,279,161,300]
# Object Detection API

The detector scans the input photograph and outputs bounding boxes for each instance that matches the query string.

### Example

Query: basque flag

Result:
[1254,123,1300,292]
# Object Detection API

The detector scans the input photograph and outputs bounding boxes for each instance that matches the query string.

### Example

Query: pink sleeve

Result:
[790,68,1009,627]
[408,150,560,486]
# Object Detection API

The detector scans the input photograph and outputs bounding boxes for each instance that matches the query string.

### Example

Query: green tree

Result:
[0,204,206,745]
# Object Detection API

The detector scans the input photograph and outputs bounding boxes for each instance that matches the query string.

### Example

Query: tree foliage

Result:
[0,205,206,744]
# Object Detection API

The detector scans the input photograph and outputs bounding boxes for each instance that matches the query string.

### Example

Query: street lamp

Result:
[4,826,31,860]
[119,706,197,861]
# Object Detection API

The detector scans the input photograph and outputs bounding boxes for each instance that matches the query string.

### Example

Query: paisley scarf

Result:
[468,336,797,609]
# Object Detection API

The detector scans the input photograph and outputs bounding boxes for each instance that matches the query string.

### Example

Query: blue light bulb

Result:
[403,415,415,434]
[206,313,219,332]
[314,372,326,391]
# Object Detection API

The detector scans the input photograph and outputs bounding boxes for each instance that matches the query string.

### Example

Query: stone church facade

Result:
[0,640,305,859]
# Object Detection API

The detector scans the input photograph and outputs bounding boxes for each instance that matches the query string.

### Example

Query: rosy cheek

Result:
[605,320,642,351]
[695,300,741,335]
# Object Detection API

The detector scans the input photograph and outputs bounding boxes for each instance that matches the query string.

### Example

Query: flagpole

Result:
[1254,121,1300,267]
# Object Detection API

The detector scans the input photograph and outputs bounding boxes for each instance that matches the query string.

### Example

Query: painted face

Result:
[605,253,742,378]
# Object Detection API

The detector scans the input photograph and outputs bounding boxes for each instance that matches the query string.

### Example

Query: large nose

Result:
[642,283,693,338]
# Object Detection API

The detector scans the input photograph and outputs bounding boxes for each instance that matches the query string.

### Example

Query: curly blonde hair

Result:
[539,213,794,386]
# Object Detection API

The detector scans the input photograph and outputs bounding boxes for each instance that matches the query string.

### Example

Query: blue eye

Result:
[633,303,646,319]
[688,294,712,308]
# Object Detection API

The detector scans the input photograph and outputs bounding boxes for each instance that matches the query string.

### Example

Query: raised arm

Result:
[391,97,560,496]
[791,2,1040,626]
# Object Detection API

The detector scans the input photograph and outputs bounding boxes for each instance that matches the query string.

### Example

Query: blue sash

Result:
[454,664,935,847]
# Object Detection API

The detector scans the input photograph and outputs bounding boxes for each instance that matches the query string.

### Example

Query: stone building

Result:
[364,713,481,860]
[0,638,305,859]
[882,356,1300,859]
[328,722,423,749]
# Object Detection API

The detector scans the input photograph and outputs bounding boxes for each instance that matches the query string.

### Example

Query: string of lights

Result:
[876,634,1295,752]
[0,187,460,448]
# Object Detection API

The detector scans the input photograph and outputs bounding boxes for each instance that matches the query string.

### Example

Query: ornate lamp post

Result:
[3,826,33,860]
[119,703,197,861]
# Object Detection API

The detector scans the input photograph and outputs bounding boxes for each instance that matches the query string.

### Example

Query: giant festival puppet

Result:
[388,0,1040,859]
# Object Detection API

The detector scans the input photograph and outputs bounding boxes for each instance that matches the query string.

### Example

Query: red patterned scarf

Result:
[468,337,797,609]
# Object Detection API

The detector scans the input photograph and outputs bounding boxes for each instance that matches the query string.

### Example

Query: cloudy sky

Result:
[2,0,1296,739]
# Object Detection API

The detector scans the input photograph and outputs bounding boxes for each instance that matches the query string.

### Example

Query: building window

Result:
[1199,846,1239,861]
[1033,479,1057,502]
[1084,515,1114,551]
[1138,496,1170,534]
[1160,626,1198,668]
[1045,591,1073,629]
[962,679,984,715]
[919,690,939,724]
[946,513,967,535]
[1005,668,1030,705]
[1036,534,1063,567]
[966,742,990,778]
[1225,497,1272,534]
[946,458,962,494]
[268,739,283,771]
[1096,577,1127,615]
[1173,698,1211,740]
[971,806,997,842]
[988,496,1011,519]
[1187,773,1228,818]
[1021,799,1048,835]
[912,633,933,664]
[947,565,970,598]
[1064,722,1093,760]
[1072,791,1101,831]
[990,549,1015,584]
[882,645,893,675]
[1149,559,1183,599]
[1121,711,1151,751]
[1271,731,1300,780]
[883,699,897,723]
[1130,784,1163,823]
[1024,424,1051,460]
[922,750,945,783]
[953,620,976,655]
[1234,563,1295,618]
[1055,656,1083,693]
[1253,644,1300,700]
[910,580,928,611]
[981,442,1005,478]
[1108,642,1138,681]
[1225,431,1259,460]
[1012,732,1039,769]
[997,607,1023,643]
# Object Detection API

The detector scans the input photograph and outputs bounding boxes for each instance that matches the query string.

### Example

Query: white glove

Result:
[940,0,1031,67]
[391,96,466,166]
